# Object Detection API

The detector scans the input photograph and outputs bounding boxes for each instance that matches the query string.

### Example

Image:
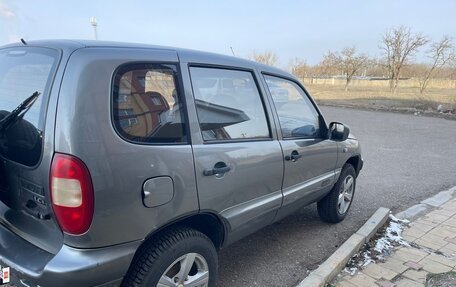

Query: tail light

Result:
[50,153,94,235]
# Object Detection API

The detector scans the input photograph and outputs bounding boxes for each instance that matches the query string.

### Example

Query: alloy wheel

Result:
[158,253,209,287]
[338,174,354,214]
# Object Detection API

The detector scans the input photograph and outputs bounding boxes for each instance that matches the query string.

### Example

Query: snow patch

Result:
[344,213,410,275]
[374,215,410,254]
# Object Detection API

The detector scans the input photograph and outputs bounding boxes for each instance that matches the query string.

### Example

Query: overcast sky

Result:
[1,0,455,67]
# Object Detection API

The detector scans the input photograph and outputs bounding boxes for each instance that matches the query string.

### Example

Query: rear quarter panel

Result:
[55,47,199,248]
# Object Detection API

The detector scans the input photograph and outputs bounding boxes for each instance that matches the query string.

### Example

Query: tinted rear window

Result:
[0,47,59,166]
[112,63,187,144]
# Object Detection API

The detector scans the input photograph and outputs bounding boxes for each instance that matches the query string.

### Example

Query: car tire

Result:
[317,163,356,223]
[122,227,218,287]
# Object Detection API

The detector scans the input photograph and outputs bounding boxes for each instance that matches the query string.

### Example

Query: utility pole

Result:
[90,17,98,40]
[230,46,236,56]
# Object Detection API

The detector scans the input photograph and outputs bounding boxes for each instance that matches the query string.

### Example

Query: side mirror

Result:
[329,122,350,141]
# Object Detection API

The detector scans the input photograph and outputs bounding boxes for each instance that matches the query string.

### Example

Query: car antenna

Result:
[20,38,27,45]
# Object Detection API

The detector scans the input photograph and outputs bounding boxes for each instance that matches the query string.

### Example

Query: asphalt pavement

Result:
[217,107,456,287]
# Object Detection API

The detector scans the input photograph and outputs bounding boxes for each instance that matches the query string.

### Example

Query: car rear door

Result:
[262,74,338,220]
[183,65,283,245]
[0,46,65,254]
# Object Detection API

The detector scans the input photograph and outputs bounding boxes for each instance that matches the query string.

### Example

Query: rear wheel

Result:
[317,164,356,223]
[123,227,218,287]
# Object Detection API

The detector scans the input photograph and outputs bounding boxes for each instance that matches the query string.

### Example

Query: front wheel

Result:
[317,164,356,223]
[122,227,218,287]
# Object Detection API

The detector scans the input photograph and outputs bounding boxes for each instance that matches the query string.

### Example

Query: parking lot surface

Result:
[217,107,456,287]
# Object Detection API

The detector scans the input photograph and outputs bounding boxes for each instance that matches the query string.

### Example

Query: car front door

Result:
[185,66,283,245]
[262,74,338,220]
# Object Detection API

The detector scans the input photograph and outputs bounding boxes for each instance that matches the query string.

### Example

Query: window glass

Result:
[0,47,59,166]
[113,63,187,143]
[264,75,320,139]
[190,67,270,141]
[0,48,58,129]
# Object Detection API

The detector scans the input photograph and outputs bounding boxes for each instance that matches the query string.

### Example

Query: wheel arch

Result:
[173,212,226,250]
[345,155,362,176]
[140,212,226,252]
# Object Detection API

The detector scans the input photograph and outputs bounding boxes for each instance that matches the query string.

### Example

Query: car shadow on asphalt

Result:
[217,204,363,287]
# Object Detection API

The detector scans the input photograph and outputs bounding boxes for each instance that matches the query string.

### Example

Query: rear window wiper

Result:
[0,91,40,133]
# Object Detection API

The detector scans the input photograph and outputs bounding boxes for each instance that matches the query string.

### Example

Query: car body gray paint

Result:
[0,40,362,287]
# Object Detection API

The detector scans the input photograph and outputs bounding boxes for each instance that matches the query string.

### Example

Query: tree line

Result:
[249,26,456,94]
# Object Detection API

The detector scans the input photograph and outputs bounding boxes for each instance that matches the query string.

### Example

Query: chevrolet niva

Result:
[0,40,362,287]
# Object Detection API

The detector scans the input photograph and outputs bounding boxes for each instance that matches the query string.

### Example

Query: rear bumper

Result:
[0,223,141,287]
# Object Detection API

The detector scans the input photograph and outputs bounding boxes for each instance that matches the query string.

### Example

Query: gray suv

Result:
[0,40,363,287]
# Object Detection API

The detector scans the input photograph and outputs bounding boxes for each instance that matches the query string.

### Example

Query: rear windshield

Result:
[0,47,59,166]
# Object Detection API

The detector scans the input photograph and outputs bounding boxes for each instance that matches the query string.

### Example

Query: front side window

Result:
[112,63,187,144]
[264,75,321,139]
[190,67,270,141]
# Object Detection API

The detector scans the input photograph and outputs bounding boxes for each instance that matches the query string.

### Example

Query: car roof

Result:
[2,39,295,79]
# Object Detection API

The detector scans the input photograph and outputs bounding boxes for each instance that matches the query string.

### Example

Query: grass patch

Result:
[305,84,456,115]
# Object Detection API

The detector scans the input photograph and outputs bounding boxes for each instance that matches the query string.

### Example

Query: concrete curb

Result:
[296,207,390,287]
[396,185,456,220]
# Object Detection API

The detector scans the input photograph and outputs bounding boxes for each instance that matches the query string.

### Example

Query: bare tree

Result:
[248,51,278,66]
[289,57,308,78]
[316,51,340,77]
[380,26,428,93]
[338,47,369,91]
[364,57,387,78]
[315,48,368,90]
[418,36,455,94]
[448,65,456,80]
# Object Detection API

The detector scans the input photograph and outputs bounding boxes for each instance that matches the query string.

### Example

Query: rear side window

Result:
[0,47,59,166]
[112,63,187,144]
[189,67,270,141]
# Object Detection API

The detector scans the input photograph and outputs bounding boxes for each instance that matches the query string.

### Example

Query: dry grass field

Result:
[301,79,456,117]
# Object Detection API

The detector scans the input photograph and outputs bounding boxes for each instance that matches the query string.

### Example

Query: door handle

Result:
[203,162,231,176]
[285,150,302,162]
